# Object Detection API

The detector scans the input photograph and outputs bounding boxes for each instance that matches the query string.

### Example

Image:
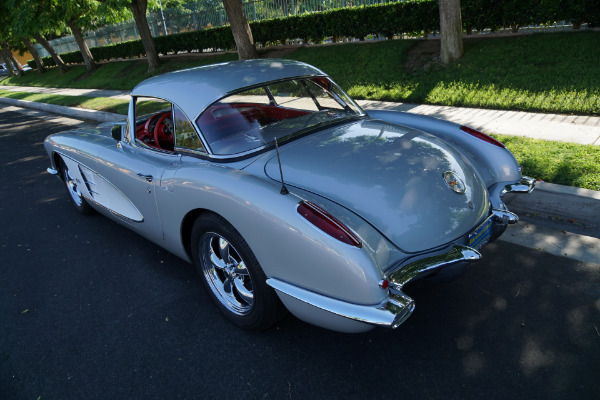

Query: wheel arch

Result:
[52,152,65,181]
[180,208,215,262]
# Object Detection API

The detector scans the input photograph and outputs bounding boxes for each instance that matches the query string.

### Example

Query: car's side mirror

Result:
[111,124,123,141]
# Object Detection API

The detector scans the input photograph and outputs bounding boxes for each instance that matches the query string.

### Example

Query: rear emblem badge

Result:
[443,171,466,194]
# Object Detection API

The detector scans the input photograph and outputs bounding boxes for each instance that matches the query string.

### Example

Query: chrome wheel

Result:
[62,162,83,206]
[59,157,93,215]
[200,233,255,315]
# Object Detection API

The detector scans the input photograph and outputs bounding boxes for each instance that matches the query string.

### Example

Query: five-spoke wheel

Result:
[200,233,254,315]
[191,213,284,330]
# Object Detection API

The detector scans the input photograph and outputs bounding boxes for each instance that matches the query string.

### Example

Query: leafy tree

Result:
[41,0,101,73]
[0,2,23,76]
[8,0,69,73]
[100,0,161,73]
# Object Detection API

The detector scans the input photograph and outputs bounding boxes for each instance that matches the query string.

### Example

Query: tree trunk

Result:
[35,33,69,74]
[0,42,23,77]
[439,0,464,64]
[0,46,16,76]
[23,37,46,74]
[222,0,258,60]
[67,20,96,73]
[131,0,160,74]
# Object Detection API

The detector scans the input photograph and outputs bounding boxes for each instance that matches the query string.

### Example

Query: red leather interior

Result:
[197,103,309,143]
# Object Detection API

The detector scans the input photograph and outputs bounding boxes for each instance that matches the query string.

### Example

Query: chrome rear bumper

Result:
[267,278,415,330]
[268,179,535,332]
[388,245,481,289]
[268,244,482,331]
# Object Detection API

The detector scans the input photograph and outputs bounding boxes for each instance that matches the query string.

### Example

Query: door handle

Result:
[137,173,153,182]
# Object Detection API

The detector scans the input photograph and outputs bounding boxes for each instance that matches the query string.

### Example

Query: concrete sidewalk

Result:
[1,84,600,145]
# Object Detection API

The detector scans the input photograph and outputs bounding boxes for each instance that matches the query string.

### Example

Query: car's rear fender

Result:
[367,110,523,208]
[158,155,395,307]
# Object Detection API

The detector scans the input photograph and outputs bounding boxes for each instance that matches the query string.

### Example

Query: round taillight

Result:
[297,201,362,247]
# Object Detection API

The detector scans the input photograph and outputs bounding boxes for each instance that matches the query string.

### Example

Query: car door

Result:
[94,139,181,245]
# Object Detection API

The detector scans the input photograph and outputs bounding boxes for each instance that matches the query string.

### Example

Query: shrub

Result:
[26,0,600,69]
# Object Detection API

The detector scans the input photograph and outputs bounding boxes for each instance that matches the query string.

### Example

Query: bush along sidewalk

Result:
[27,0,600,69]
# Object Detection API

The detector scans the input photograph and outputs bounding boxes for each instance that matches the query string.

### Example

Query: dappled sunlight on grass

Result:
[347,82,418,101]
[0,89,129,114]
[290,31,600,115]
[3,32,598,115]
[1,53,239,91]
[492,134,600,190]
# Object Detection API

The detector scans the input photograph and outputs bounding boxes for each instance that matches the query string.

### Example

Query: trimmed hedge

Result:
[27,0,600,69]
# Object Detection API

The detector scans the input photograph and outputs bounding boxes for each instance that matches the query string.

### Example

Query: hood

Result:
[265,119,489,253]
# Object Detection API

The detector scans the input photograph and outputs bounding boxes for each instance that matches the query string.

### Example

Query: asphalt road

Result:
[1,106,599,400]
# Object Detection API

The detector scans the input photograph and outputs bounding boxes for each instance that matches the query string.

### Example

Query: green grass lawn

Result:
[0,90,168,115]
[0,89,130,113]
[287,31,600,115]
[1,31,599,190]
[492,134,600,191]
[3,31,598,115]
[1,52,239,90]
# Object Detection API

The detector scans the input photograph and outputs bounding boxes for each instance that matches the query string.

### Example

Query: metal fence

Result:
[35,0,400,57]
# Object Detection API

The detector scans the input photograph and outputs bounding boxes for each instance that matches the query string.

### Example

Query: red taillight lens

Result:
[460,125,505,148]
[297,201,362,247]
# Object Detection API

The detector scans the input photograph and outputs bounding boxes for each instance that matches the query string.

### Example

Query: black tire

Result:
[424,262,467,283]
[191,213,285,330]
[59,157,94,215]
[489,222,508,243]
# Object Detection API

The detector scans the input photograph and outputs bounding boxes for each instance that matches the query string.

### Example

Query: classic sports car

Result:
[45,59,534,333]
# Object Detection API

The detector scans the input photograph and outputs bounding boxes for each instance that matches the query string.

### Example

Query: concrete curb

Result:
[504,181,600,229]
[0,96,124,123]
[500,222,600,265]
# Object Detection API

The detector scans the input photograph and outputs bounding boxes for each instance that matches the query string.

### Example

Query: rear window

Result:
[196,77,363,155]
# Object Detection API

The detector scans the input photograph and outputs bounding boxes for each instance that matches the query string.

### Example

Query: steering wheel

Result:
[154,112,173,149]
[142,113,161,144]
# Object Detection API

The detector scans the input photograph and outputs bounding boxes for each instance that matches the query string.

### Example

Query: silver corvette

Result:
[45,59,534,333]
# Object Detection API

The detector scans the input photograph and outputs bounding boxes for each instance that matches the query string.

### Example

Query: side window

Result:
[133,96,174,151]
[173,105,206,153]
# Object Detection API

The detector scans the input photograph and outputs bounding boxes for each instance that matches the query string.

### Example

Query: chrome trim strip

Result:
[47,167,58,175]
[267,278,415,329]
[388,245,481,288]
[503,176,536,195]
[491,209,519,224]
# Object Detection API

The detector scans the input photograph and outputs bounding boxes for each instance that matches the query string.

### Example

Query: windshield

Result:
[196,77,363,155]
